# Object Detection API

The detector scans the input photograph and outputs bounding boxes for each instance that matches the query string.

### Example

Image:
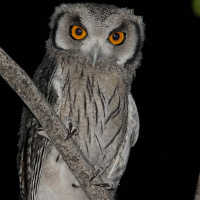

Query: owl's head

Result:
[47,3,144,73]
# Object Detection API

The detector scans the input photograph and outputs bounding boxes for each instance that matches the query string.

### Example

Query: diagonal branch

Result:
[0,47,114,200]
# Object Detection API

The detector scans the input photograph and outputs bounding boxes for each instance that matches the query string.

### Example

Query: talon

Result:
[90,169,101,182]
[74,126,79,135]
[66,123,79,139]
[36,127,50,139]
[66,134,73,139]
[72,183,79,188]
[36,127,44,131]
[56,154,61,162]
[36,127,45,134]
[94,183,111,188]
[68,120,73,132]
[67,128,79,139]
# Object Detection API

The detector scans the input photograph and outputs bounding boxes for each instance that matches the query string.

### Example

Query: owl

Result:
[17,3,145,200]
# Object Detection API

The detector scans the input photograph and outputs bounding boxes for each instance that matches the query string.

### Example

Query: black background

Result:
[0,0,199,199]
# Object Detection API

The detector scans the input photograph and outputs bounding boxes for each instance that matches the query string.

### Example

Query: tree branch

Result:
[0,47,114,200]
[194,170,200,200]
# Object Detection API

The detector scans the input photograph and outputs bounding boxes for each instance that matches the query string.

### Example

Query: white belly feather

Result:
[37,146,89,200]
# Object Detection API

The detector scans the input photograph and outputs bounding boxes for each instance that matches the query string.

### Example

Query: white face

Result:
[53,5,140,66]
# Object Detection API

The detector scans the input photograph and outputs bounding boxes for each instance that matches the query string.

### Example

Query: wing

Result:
[18,107,51,200]
[17,53,57,200]
[103,93,139,189]
[127,94,139,147]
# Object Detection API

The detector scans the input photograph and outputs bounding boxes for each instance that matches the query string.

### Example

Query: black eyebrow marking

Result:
[71,15,81,23]
[108,22,127,36]
[51,12,65,49]
[125,21,141,64]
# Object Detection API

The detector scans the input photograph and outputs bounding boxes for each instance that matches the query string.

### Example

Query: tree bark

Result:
[0,47,114,200]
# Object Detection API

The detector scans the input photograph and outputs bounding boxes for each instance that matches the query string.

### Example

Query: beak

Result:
[92,48,99,68]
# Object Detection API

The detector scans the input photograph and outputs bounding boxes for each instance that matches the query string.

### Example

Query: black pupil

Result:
[76,28,82,35]
[113,33,120,40]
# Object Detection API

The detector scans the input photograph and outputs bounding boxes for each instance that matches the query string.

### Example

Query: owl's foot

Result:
[89,168,114,189]
[94,176,115,189]
[90,167,103,182]
[56,154,61,162]
[56,119,79,162]
[93,179,114,189]
[72,183,80,188]
[36,127,50,139]
[94,182,111,188]
[66,119,79,139]
[90,167,115,189]
[36,127,61,162]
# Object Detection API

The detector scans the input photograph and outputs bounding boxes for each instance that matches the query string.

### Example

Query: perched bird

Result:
[17,3,145,200]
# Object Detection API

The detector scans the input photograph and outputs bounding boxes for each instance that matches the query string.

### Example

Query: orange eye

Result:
[71,25,87,40]
[109,32,125,45]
